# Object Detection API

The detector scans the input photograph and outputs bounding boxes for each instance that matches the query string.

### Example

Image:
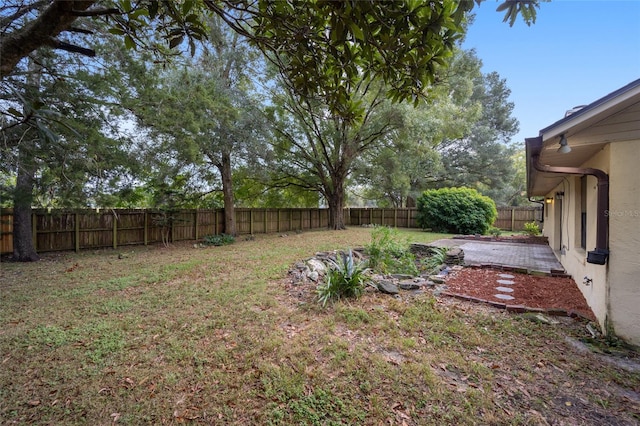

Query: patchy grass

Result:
[1,228,639,425]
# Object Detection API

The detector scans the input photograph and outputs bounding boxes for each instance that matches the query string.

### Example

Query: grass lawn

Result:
[1,228,638,425]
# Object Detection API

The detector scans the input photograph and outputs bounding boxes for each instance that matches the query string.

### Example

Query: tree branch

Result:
[47,38,96,57]
[65,26,94,35]
[1,1,96,78]
[70,7,120,16]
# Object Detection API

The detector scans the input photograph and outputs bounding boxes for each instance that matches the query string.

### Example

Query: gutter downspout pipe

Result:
[531,153,609,265]
[528,197,545,224]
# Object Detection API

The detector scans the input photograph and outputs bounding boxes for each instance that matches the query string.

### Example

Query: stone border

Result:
[466,263,570,278]
[439,291,593,321]
[438,264,593,322]
[452,235,549,245]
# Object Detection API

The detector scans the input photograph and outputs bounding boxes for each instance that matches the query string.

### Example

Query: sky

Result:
[462,0,640,145]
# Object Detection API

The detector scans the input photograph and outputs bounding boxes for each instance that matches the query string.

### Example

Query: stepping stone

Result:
[497,279,515,285]
[498,274,515,279]
[496,286,514,293]
[494,294,515,300]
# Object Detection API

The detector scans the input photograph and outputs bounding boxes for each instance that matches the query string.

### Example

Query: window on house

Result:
[580,176,587,249]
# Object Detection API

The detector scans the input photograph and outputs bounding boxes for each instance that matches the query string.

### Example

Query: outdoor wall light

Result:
[557,134,571,153]
[555,191,564,200]
[545,197,553,204]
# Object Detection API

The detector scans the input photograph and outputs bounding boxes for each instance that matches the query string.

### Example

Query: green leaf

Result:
[182,0,194,15]
[169,36,184,50]
[108,27,125,36]
[349,22,365,41]
[6,107,23,118]
[124,35,135,50]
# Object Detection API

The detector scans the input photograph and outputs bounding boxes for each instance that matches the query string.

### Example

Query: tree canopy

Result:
[1,1,541,103]
[1,0,542,260]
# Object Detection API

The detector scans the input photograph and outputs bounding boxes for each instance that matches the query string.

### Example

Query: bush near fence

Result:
[0,206,541,255]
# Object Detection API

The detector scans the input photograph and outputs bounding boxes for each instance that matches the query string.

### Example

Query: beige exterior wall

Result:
[607,140,640,345]
[542,141,640,346]
[543,146,610,329]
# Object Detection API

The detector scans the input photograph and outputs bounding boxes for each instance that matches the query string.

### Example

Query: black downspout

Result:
[528,197,545,224]
[531,154,609,264]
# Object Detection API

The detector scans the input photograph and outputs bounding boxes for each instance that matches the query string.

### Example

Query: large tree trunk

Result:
[13,152,39,262]
[218,151,236,236]
[326,180,347,230]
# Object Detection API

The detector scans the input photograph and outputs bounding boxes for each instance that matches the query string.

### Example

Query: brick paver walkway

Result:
[429,239,564,273]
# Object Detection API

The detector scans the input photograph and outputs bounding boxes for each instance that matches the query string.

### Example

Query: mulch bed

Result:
[444,267,596,321]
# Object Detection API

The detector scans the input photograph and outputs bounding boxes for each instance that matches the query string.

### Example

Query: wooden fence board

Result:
[0,206,541,255]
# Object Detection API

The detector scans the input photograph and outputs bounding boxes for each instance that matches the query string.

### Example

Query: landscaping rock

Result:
[409,243,432,256]
[522,312,560,325]
[391,274,414,280]
[377,280,399,295]
[445,247,465,265]
[398,280,421,290]
[429,275,446,284]
[306,259,327,275]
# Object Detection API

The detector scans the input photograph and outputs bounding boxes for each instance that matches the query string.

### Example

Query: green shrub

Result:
[317,249,369,307]
[488,226,502,237]
[202,233,236,246]
[416,187,497,235]
[365,226,418,275]
[522,222,541,236]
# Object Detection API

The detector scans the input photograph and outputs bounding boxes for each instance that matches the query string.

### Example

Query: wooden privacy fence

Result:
[0,206,540,255]
[344,206,542,231]
[344,208,419,228]
[494,206,542,231]
[0,208,329,254]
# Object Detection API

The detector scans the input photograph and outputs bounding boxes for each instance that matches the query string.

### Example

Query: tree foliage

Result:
[434,70,520,202]
[124,17,269,235]
[0,0,542,261]
[1,38,140,260]
[354,48,483,207]
[266,77,403,229]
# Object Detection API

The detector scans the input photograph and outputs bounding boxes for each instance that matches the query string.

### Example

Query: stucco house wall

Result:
[607,140,640,343]
[528,79,640,346]
[542,147,610,329]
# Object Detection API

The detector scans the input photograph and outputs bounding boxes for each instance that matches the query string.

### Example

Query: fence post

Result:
[31,212,37,251]
[113,212,118,249]
[75,212,80,252]
[394,209,398,228]
[264,209,268,234]
[170,213,175,243]
[250,209,254,235]
[369,208,373,225]
[358,208,362,226]
[194,209,199,240]
[144,211,148,245]
[277,209,281,233]
[511,208,515,231]
[408,209,411,228]
[289,209,293,231]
